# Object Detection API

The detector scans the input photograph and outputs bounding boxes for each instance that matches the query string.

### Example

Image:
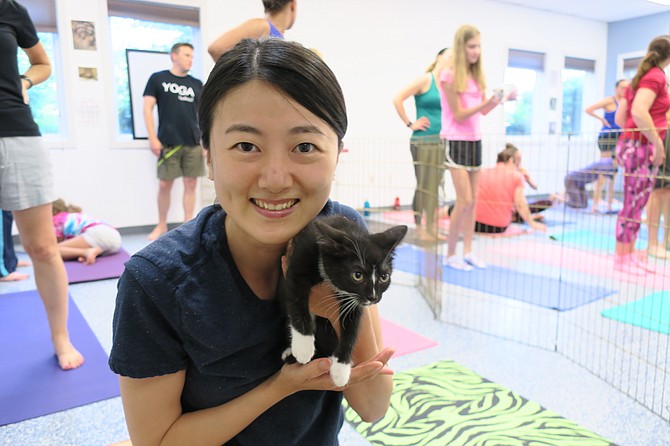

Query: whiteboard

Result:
[126,49,170,139]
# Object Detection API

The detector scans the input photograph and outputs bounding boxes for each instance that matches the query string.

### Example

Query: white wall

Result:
[43,0,609,227]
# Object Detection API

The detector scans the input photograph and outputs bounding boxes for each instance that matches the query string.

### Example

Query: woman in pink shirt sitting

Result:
[439,24,501,271]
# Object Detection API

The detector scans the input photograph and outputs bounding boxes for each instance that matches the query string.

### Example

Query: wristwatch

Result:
[20,74,33,89]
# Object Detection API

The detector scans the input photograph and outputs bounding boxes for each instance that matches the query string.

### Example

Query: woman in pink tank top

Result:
[439,24,502,271]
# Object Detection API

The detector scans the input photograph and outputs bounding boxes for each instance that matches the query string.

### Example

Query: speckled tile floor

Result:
[1,216,669,445]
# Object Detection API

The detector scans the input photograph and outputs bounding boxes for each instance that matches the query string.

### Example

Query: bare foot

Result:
[147,224,168,241]
[0,271,30,282]
[54,337,85,370]
[17,260,31,267]
[551,193,566,204]
[78,247,103,265]
[416,227,447,242]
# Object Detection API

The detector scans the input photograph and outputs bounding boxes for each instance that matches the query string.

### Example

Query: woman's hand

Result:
[410,116,431,131]
[487,93,502,107]
[276,347,394,394]
[307,282,341,325]
[652,138,665,167]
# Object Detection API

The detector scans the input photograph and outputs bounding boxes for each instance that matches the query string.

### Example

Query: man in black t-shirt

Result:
[143,42,204,241]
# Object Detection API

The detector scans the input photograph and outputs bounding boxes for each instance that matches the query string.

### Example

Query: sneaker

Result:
[444,255,473,271]
[463,253,487,269]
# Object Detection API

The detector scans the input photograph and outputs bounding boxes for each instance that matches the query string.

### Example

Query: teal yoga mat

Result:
[602,291,670,335]
[549,229,645,253]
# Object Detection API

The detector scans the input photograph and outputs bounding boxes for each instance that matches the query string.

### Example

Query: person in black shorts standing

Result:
[143,42,204,241]
[438,25,501,271]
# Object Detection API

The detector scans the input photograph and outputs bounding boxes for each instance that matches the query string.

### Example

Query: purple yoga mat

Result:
[64,249,130,284]
[0,290,119,426]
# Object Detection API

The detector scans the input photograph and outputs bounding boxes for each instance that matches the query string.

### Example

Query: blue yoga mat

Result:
[549,229,646,253]
[394,245,616,311]
[602,292,670,335]
[64,248,130,284]
[0,290,119,426]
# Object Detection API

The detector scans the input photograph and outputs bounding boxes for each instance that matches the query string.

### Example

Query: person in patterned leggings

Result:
[613,35,670,275]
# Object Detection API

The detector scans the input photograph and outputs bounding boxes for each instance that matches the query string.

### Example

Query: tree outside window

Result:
[561,69,586,135]
[17,32,60,135]
[503,67,536,135]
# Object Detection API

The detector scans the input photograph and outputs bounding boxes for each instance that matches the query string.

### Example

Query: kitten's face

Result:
[321,243,393,305]
[317,223,407,307]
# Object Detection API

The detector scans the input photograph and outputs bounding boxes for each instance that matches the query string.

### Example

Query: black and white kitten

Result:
[279,215,407,386]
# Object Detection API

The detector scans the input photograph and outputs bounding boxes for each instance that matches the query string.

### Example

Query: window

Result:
[19,0,62,137]
[560,70,585,135]
[504,49,545,135]
[561,58,594,135]
[108,1,199,137]
[17,32,61,135]
[503,68,536,135]
[623,56,643,80]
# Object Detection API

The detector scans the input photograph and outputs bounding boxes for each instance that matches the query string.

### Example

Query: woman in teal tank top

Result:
[393,48,450,241]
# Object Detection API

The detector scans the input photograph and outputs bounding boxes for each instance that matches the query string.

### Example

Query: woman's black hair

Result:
[263,0,292,14]
[199,38,347,151]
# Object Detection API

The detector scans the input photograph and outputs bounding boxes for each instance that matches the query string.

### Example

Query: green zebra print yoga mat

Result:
[344,360,615,446]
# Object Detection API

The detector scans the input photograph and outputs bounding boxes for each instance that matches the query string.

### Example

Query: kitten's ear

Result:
[313,219,349,250]
[371,225,408,252]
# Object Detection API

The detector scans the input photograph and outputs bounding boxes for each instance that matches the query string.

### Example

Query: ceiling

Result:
[490,0,670,23]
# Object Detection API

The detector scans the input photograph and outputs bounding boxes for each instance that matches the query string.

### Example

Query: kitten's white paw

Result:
[281,347,292,361]
[291,327,315,364]
[329,357,351,387]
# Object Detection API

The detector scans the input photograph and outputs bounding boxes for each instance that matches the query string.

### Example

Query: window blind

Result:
[107,0,199,27]
[508,49,545,71]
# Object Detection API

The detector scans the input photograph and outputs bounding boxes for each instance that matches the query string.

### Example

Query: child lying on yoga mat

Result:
[52,199,122,265]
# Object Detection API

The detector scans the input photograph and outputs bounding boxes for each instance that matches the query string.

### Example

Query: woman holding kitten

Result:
[109,39,393,445]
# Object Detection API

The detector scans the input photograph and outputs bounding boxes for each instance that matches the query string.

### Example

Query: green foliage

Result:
[561,69,585,135]
[505,91,533,135]
[17,33,59,134]
[504,67,536,136]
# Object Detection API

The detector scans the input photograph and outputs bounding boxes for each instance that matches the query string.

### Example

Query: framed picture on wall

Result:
[71,20,97,51]
[78,67,98,81]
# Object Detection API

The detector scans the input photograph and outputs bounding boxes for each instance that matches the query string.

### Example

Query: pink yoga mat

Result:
[381,318,438,357]
[489,240,670,288]
[382,210,449,230]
